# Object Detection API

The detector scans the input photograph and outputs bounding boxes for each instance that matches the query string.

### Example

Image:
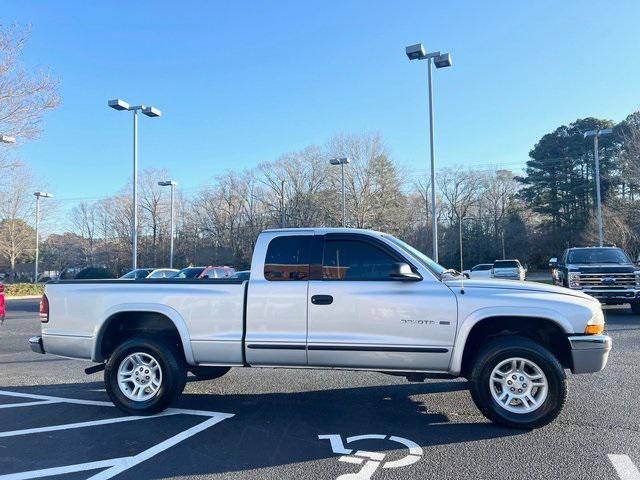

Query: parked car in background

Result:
[119,269,154,280]
[175,267,206,279]
[491,259,526,281]
[147,269,179,279]
[231,270,250,281]
[550,246,640,314]
[75,267,115,279]
[463,263,494,279]
[200,266,236,279]
[0,282,5,323]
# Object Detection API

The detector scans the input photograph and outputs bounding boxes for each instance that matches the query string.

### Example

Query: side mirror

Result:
[390,262,422,281]
[464,272,470,279]
[548,257,558,268]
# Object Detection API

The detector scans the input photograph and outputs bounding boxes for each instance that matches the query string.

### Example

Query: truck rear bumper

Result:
[29,336,45,354]
[568,334,612,374]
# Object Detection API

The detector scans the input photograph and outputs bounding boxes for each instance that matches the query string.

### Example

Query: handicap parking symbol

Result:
[319,433,423,480]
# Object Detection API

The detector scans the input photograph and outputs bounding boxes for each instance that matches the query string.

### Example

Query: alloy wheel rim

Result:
[489,357,548,414]
[117,352,163,402]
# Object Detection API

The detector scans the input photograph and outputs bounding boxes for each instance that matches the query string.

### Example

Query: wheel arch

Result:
[450,307,573,376]
[92,304,195,365]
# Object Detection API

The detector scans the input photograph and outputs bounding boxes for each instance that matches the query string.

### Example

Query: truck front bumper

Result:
[29,336,45,354]
[577,289,639,303]
[568,334,612,374]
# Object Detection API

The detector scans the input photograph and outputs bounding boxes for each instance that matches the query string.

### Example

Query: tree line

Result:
[2,25,640,280]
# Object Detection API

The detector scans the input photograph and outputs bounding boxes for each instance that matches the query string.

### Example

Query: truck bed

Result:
[43,279,246,366]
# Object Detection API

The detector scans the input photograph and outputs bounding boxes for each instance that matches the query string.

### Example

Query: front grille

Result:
[578,272,637,288]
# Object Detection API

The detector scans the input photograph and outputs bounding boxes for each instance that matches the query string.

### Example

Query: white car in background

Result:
[147,269,179,279]
[492,259,526,281]
[463,263,494,279]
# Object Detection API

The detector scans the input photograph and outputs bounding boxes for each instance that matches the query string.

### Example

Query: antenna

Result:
[459,216,477,294]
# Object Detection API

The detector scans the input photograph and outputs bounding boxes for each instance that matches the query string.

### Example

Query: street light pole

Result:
[406,44,452,262]
[329,157,350,227]
[33,192,53,282]
[584,128,613,247]
[132,109,139,269]
[158,180,178,268]
[108,99,162,270]
[427,57,438,262]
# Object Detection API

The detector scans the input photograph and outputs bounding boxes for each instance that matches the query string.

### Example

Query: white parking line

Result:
[0,411,175,438]
[0,390,112,407]
[0,400,60,410]
[0,458,127,480]
[609,455,640,480]
[0,389,234,480]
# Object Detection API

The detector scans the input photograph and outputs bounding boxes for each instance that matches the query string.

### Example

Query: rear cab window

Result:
[264,236,311,281]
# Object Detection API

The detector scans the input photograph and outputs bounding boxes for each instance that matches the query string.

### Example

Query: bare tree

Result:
[0,161,35,279]
[0,24,59,158]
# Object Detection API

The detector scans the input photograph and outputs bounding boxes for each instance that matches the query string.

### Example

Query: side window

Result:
[322,239,399,280]
[264,236,311,281]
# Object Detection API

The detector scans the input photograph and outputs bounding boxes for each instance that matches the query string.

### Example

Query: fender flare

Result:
[449,306,573,376]
[91,303,195,365]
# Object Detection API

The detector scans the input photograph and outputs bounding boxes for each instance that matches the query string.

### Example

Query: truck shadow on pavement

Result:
[1,378,524,479]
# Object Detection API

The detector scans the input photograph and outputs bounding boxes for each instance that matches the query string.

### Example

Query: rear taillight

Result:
[40,294,49,323]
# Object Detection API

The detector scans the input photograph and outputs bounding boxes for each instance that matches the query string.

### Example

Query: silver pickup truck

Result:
[30,228,612,429]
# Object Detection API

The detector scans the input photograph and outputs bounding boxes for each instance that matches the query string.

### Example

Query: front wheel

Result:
[104,335,187,415]
[469,336,567,429]
[631,302,640,315]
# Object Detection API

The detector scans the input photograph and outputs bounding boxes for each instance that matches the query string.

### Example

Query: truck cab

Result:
[550,246,640,313]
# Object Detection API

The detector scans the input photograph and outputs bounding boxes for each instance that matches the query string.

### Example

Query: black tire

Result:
[469,336,567,429]
[104,334,187,415]
[189,366,231,380]
[631,302,640,315]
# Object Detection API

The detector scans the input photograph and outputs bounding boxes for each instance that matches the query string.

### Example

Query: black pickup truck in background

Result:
[550,246,640,314]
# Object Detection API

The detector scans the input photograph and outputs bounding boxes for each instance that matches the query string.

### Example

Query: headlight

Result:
[568,272,581,288]
[635,271,640,286]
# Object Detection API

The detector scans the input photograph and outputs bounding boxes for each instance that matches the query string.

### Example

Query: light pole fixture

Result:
[0,135,16,144]
[33,192,53,283]
[279,180,287,228]
[158,180,178,269]
[109,98,162,270]
[329,157,350,227]
[406,43,452,263]
[584,128,613,247]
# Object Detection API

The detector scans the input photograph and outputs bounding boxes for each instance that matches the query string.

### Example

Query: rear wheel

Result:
[469,336,567,429]
[104,335,187,415]
[189,366,231,380]
[631,302,640,315]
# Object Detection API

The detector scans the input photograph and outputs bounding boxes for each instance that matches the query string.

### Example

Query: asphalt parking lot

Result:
[1,298,639,480]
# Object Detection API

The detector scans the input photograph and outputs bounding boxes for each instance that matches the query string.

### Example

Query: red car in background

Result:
[0,282,5,323]
[174,266,236,279]
[199,266,236,279]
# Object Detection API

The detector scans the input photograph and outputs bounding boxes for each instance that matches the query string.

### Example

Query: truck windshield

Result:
[382,234,447,277]
[567,248,632,264]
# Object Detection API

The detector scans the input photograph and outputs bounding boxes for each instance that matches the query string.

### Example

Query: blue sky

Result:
[7,0,640,209]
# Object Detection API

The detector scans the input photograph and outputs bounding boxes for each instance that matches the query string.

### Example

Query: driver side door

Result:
[306,233,457,372]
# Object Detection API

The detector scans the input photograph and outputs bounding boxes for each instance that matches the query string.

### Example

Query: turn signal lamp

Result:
[585,324,604,335]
